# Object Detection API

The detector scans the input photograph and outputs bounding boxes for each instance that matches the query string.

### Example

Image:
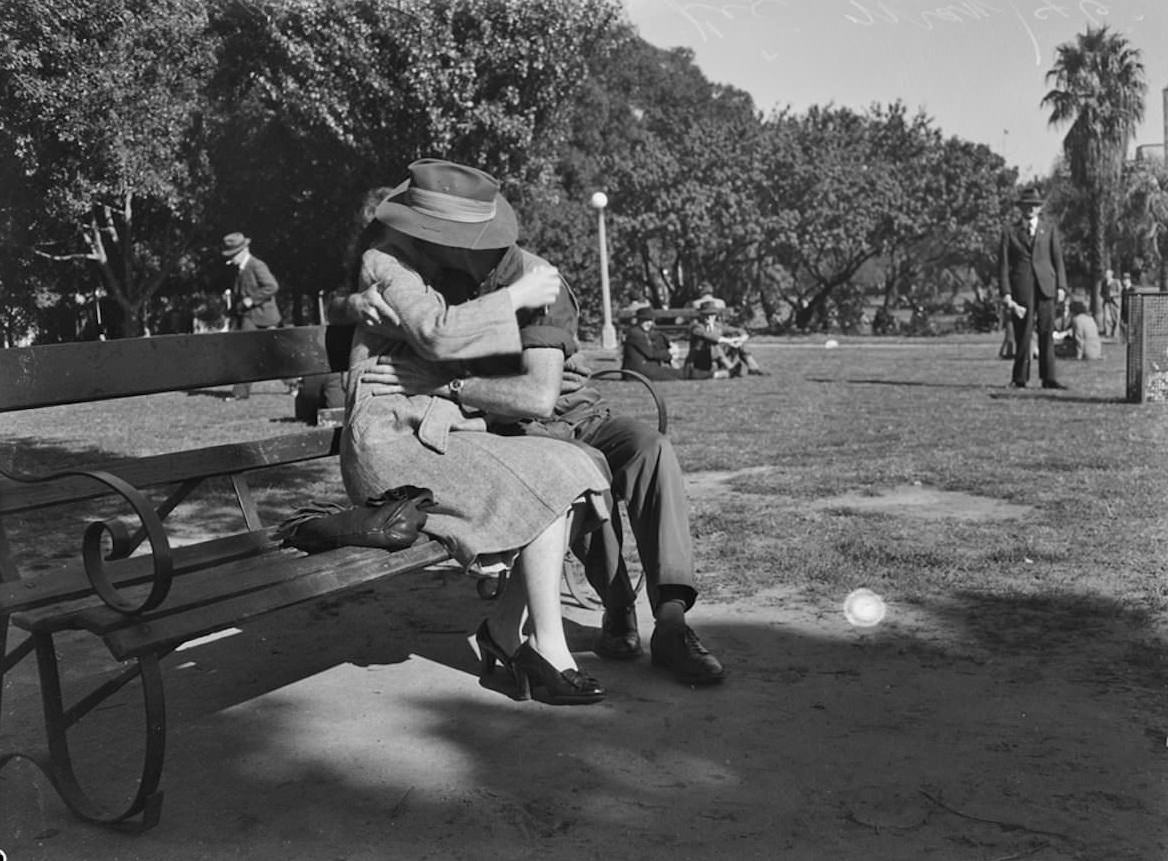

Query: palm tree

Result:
[1042,26,1146,323]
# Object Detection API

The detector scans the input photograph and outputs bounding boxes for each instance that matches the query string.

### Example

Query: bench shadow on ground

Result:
[4,573,1166,860]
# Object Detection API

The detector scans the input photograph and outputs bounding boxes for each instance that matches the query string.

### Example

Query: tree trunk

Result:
[1088,194,1105,327]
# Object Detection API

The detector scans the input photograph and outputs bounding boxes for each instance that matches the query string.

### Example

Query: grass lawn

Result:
[3,332,1165,612]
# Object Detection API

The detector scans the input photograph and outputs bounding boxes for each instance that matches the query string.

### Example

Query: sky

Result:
[622,0,1168,180]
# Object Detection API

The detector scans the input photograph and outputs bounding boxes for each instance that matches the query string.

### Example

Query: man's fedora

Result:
[221,232,250,257]
[1016,187,1044,207]
[374,159,518,250]
[635,306,655,322]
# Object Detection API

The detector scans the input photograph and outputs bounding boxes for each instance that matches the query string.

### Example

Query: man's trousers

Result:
[570,413,697,613]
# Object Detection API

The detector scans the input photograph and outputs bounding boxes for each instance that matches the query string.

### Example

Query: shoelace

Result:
[683,627,710,655]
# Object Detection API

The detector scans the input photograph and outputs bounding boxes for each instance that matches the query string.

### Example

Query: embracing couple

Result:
[337,159,725,706]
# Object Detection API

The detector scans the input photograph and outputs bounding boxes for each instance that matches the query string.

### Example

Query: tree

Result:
[0,0,216,337]
[1042,26,1146,324]
[1117,157,1168,290]
[557,36,763,316]
[209,0,624,319]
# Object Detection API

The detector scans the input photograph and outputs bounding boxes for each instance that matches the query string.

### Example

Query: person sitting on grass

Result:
[686,300,767,378]
[622,306,684,381]
[1055,300,1102,361]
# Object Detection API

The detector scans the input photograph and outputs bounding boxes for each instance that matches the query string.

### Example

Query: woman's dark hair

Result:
[343,186,398,292]
[1069,300,1087,316]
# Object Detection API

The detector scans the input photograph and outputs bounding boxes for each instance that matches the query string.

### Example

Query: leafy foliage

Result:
[0,0,215,338]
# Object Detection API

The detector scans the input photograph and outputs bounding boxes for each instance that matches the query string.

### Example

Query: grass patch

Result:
[4,336,1166,619]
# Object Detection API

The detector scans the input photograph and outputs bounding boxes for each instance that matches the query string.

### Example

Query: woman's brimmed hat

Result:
[374,159,518,250]
[699,299,723,314]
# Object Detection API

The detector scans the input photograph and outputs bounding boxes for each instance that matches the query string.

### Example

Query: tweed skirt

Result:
[340,392,610,571]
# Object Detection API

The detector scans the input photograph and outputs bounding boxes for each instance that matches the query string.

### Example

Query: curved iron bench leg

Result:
[3,634,168,830]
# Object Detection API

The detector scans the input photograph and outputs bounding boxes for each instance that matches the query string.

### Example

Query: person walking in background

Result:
[221,232,282,400]
[622,306,684,381]
[1101,268,1121,338]
[998,187,1068,390]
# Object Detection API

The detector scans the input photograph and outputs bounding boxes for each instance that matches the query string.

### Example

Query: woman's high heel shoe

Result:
[511,641,605,706]
[475,619,516,684]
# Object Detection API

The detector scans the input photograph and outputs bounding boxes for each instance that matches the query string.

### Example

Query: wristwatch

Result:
[448,377,464,403]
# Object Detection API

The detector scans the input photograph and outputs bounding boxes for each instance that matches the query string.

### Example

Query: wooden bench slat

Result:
[0,428,341,514]
[0,326,353,412]
[12,538,451,637]
[0,530,280,615]
[100,539,453,661]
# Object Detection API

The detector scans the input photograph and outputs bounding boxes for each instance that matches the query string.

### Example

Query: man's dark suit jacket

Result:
[622,324,674,375]
[230,255,281,328]
[999,218,1067,306]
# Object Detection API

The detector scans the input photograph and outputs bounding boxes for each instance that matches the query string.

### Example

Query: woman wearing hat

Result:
[621,306,684,380]
[341,160,610,705]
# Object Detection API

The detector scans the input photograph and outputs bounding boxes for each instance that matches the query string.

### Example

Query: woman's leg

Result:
[516,511,578,671]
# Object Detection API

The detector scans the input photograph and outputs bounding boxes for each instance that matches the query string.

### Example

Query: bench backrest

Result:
[615,308,704,326]
[0,325,354,411]
[1,327,359,596]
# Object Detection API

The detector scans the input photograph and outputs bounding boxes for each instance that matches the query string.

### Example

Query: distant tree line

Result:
[0,1,1159,344]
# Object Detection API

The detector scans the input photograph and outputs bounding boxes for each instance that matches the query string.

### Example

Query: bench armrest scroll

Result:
[1,466,174,614]
[587,368,668,435]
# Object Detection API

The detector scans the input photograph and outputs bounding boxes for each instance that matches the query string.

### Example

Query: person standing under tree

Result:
[998,187,1067,390]
[1101,268,1121,338]
[221,232,282,400]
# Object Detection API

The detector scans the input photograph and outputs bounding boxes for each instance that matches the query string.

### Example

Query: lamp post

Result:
[590,191,617,350]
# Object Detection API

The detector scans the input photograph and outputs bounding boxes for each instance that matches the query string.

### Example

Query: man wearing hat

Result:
[686,300,766,378]
[221,232,282,399]
[622,306,684,381]
[998,187,1068,390]
[348,159,724,686]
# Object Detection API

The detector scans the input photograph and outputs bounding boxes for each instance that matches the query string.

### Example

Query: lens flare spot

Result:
[843,588,887,628]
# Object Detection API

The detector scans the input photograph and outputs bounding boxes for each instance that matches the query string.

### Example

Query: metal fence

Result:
[1125,290,1168,403]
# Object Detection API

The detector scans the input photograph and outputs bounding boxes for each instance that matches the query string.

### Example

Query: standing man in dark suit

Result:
[221,232,282,400]
[622,306,683,380]
[999,187,1068,390]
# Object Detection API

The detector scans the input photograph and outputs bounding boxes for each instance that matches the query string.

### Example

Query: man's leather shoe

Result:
[650,624,725,685]
[1042,380,1067,390]
[594,609,642,660]
[1009,381,1026,389]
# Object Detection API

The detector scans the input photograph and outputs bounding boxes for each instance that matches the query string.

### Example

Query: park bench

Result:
[615,307,703,340]
[0,325,455,831]
[0,325,666,832]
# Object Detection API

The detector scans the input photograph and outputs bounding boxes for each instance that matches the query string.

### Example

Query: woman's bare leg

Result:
[514,512,577,671]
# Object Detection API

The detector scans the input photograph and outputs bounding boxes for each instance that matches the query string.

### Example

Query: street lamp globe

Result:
[590,191,608,210]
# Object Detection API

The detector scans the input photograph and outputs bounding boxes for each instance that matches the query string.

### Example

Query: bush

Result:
[963,294,1000,333]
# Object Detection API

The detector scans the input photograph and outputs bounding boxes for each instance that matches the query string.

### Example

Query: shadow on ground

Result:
[4,572,1165,861]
